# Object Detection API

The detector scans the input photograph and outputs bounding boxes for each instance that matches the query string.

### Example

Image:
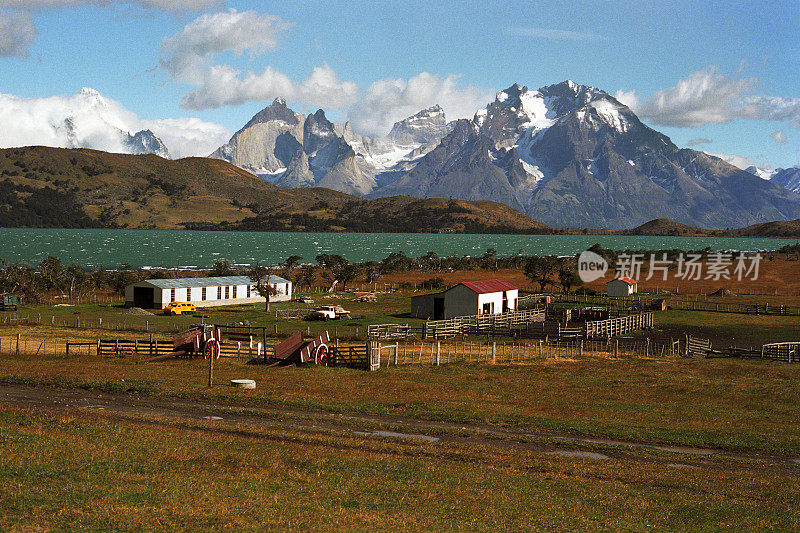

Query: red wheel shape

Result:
[314,344,329,366]
[204,338,220,360]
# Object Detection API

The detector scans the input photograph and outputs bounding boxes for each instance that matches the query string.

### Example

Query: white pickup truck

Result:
[309,305,350,321]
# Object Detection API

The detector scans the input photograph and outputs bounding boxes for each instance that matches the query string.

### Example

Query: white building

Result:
[125,275,292,309]
[607,277,638,297]
[411,279,519,320]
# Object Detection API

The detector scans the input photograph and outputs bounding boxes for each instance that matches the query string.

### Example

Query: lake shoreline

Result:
[1,228,797,269]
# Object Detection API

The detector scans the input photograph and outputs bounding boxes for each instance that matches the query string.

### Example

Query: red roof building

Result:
[459,279,518,294]
[607,276,639,297]
[411,278,520,320]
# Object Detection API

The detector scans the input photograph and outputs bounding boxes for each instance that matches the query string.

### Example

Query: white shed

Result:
[411,279,519,320]
[125,275,292,309]
[607,277,638,297]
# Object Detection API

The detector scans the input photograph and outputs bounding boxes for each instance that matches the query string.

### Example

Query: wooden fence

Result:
[422,307,546,339]
[367,324,411,339]
[370,336,686,367]
[550,293,800,316]
[761,342,800,363]
[686,335,712,357]
[584,312,655,338]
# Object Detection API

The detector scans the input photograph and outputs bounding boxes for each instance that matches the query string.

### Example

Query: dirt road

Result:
[2,384,798,475]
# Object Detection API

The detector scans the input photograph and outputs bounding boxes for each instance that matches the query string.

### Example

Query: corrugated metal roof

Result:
[610,277,638,285]
[141,275,288,289]
[457,279,518,294]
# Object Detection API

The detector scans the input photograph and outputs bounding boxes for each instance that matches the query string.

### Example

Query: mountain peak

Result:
[242,98,302,130]
[387,105,449,145]
[79,87,101,97]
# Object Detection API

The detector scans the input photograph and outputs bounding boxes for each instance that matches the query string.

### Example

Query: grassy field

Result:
[1,403,799,531]
[4,287,800,529]
[2,353,799,455]
[637,310,800,348]
[1,291,423,340]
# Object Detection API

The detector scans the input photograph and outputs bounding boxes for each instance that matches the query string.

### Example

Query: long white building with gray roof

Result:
[124,275,292,309]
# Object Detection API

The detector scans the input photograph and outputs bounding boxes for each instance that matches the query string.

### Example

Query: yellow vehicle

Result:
[164,302,196,316]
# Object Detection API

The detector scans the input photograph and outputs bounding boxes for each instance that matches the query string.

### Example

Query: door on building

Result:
[133,287,154,308]
[433,297,445,320]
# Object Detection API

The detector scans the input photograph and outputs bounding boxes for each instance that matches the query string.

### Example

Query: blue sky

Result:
[0,0,798,168]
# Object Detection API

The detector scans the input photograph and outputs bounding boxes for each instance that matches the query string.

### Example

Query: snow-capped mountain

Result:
[209,99,448,195]
[0,88,173,158]
[770,167,800,194]
[369,81,800,229]
[746,165,800,194]
[124,129,170,158]
[388,105,450,145]
[745,166,779,180]
[208,81,800,229]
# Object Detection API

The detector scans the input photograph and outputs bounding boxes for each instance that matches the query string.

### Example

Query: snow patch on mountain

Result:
[0,88,228,158]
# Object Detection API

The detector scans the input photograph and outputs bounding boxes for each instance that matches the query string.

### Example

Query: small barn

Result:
[125,275,292,309]
[607,277,638,297]
[411,279,519,320]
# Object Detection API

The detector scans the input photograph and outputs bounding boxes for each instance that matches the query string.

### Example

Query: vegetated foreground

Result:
[1,354,800,530]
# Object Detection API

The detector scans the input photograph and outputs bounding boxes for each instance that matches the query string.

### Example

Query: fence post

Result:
[436,342,440,366]
[16,333,20,356]
[492,342,496,364]
[580,340,583,357]
[614,339,618,359]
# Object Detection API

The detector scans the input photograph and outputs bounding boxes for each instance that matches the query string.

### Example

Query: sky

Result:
[0,0,798,168]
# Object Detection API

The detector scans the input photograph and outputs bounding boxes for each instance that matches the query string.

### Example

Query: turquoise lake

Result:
[0,228,797,269]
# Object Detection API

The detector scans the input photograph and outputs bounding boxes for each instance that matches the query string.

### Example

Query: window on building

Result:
[170,288,175,302]
[225,286,230,299]
[217,286,222,300]
[186,288,191,302]
[202,287,207,301]
[482,302,494,315]
[232,285,237,299]
[247,284,251,298]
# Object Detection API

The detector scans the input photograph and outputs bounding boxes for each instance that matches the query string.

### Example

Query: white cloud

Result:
[347,72,493,137]
[0,11,36,57]
[687,138,712,146]
[0,0,222,13]
[706,151,758,171]
[140,117,230,158]
[0,87,230,158]
[619,66,800,128]
[161,9,359,111]
[770,130,787,144]
[179,62,359,111]
[505,26,609,41]
[0,0,221,57]
[613,89,638,110]
[160,9,292,82]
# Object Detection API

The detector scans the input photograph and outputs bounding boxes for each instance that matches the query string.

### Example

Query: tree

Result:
[211,258,237,277]
[248,262,278,311]
[482,248,498,271]
[524,256,558,292]
[338,263,361,292]
[296,264,316,290]
[284,255,303,272]
[558,268,583,293]
[38,256,64,292]
[64,264,89,302]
